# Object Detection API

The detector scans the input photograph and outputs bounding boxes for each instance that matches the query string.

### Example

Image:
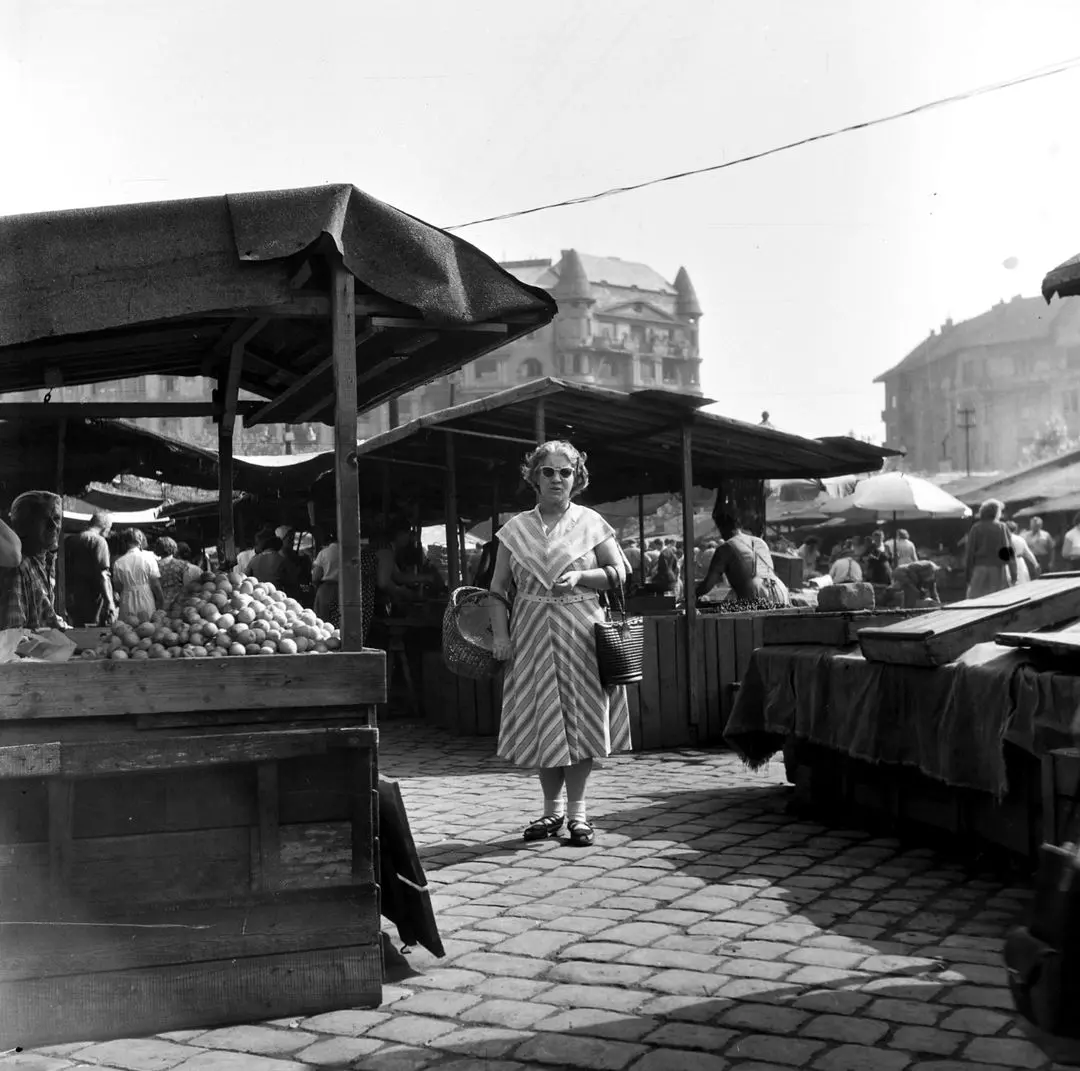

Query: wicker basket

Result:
[442,587,511,680]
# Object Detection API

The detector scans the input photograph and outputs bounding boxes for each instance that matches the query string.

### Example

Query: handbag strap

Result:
[602,565,626,619]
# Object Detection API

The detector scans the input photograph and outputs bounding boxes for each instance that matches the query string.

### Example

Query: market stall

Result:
[349,377,897,747]
[0,184,556,1046]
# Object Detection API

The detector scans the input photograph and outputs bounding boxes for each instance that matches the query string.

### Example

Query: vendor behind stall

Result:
[888,559,942,608]
[0,491,67,629]
[695,512,791,606]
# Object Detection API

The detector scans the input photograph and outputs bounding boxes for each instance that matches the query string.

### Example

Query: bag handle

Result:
[602,564,626,620]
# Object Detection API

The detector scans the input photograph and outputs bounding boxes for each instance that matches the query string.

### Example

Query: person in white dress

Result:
[490,441,631,848]
[112,528,164,623]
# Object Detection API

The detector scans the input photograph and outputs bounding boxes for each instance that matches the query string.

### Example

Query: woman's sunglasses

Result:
[540,466,574,480]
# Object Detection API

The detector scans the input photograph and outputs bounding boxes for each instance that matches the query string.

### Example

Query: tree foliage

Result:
[1021,416,1080,465]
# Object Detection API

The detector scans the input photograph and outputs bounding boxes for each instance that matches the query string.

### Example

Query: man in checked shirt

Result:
[0,491,68,630]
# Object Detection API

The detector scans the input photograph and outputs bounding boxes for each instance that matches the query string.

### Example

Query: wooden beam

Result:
[445,433,460,587]
[442,426,536,447]
[246,355,336,426]
[370,317,508,335]
[534,399,546,445]
[681,423,701,734]
[199,295,405,320]
[215,334,247,567]
[55,419,67,621]
[331,262,365,654]
[0,402,265,420]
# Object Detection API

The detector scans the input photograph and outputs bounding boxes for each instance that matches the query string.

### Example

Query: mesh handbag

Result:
[442,586,511,680]
[1004,769,1080,1065]
[594,565,645,688]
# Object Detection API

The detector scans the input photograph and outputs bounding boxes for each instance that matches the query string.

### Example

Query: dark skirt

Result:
[313,549,377,643]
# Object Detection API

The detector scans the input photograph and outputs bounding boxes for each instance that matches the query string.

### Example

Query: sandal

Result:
[568,819,595,847]
[523,814,565,841]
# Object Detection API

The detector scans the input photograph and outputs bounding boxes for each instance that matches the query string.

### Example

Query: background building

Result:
[4,249,704,452]
[393,249,704,423]
[876,295,1080,473]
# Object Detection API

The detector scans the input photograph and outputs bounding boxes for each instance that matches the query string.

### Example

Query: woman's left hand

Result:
[552,571,581,595]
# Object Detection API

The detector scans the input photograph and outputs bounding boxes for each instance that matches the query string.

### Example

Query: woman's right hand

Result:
[492,638,512,661]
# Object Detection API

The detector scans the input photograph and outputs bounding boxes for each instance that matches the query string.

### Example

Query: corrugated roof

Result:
[874,296,1069,383]
[956,447,1080,506]
[350,378,898,523]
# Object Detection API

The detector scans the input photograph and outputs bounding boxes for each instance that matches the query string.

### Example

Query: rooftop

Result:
[503,252,677,295]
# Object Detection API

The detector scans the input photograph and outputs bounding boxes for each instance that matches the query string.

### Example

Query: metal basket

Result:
[442,587,511,680]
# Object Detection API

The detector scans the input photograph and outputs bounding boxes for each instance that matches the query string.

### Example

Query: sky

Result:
[4,0,1080,443]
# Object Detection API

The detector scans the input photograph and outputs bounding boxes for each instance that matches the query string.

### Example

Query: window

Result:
[662,359,678,385]
[161,376,179,395]
[518,358,544,380]
[473,357,499,381]
[641,360,656,382]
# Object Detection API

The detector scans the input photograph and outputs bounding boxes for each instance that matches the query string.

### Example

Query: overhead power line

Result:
[445,54,1080,232]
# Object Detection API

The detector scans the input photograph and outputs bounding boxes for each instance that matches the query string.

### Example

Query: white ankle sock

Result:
[543,797,565,819]
[567,801,587,823]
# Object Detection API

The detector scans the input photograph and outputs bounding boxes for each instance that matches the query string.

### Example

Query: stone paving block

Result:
[455,951,554,978]
[962,1037,1048,1068]
[636,994,733,1022]
[471,976,555,1001]
[865,998,942,1026]
[540,914,618,934]
[641,969,728,996]
[800,1013,889,1045]
[406,968,487,992]
[492,930,581,957]
[721,940,795,962]
[549,961,656,987]
[627,1048,730,1071]
[0,1057,79,1071]
[746,922,824,942]
[937,1007,1012,1034]
[785,965,863,986]
[64,1039,200,1071]
[792,988,872,1014]
[811,1043,914,1070]
[291,1037,385,1065]
[169,1055,306,1071]
[718,1002,809,1033]
[785,946,868,970]
[559,941,638,962]
[460,998,559,1030]
[727,1033,826,1066]
[183,1026,317,1056]
[514,1033,648,1069]
[600,897,668,912]
[687,920,758,940]
[435,1061,532,1071]
[390,989,483,1018]
[940,985,1014,1009]
[887,1026,964,1057]
[352,1045,443,1071]
[507,903,574,921]
[592,922,680,945]
[367,1014,459,1046]
[429,1027,534,1059]
[534,1007,660,1042]
[618,947,724,972]
[642,1022,738,1052]
[718,957,794,981]
[452,928,509,944]
[637,909,712,927]
[858,977,943,1000]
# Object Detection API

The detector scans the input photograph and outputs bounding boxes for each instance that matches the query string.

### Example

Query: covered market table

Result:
[0,184,556,1046]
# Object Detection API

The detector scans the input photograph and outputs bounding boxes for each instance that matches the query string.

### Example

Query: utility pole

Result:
[958,407,976,476]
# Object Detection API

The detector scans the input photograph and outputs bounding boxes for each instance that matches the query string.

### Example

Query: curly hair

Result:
[154,536,178,558]
[119,527,147,551]
[978,499,1005,522]
[521,440,590,497]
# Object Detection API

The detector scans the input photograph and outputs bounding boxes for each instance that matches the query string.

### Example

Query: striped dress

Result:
[496,505,633,769]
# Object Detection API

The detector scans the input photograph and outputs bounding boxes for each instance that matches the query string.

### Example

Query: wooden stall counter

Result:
[0,650,387,1048]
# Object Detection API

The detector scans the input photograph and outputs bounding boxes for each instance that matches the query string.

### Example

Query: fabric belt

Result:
[517,591,599,606]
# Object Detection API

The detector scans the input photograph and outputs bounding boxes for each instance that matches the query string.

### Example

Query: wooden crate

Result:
[857,576,1080,667]
[761,608,929,647]
[0,652,389,1048]
[1041,747,1080,845]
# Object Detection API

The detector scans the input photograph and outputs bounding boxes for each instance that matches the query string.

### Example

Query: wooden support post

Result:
[330,262,365,653]
[681,423,701,730]
[491,476,500,543]
[388,399,400,429]
[637,493,647,585]
[445,432,460,587]
[217,334,247,567]
[534,399,546,445]
[55,418,67,619]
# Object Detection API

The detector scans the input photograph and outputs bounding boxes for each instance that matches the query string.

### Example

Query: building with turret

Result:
[390,250,704,425]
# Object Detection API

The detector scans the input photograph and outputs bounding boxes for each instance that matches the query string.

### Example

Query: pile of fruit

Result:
[83,570,341,660]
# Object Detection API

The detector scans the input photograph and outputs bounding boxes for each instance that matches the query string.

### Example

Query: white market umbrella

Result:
[849,472,972,519]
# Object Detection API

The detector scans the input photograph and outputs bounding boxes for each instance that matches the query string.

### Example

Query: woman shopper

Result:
[155,536,201,613]
[1006,520,1040,585]
[965,499,1017,598]
[489,440,631,848]
[112,528,164,623]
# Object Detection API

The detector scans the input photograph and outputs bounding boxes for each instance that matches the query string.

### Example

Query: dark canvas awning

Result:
[0,185,556,416]
[1043,252,1080,302]
[350,378,900,522]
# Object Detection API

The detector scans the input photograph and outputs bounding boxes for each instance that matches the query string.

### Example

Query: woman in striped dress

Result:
[489,440,632,847]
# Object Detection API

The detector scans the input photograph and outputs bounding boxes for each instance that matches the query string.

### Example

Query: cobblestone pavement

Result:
[8,723,1068,1071]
